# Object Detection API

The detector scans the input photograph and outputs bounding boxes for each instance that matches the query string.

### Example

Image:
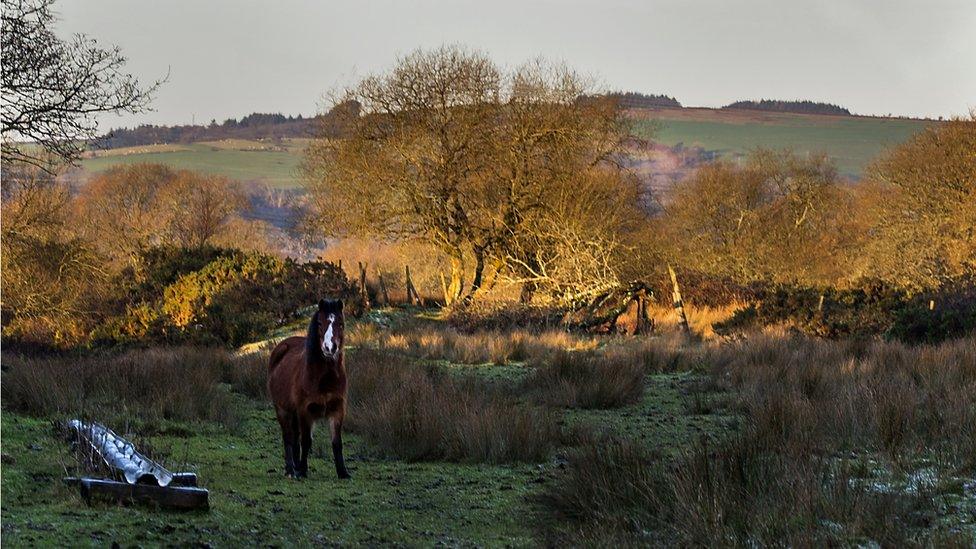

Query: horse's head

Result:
[307,299,344,362]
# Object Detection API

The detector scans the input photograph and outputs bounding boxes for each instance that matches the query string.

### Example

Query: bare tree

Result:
[303,47,634,303]
[1,0,162,170]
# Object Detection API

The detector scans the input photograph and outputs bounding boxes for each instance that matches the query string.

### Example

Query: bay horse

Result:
[267,299,350,479]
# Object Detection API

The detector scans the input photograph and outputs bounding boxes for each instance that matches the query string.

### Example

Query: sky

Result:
[54,0,976,128]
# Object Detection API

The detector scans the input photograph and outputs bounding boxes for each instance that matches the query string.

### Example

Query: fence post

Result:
[377,270,390,307]
[405,265,422,306]
[668,264,691,336]
[358,262,370,310]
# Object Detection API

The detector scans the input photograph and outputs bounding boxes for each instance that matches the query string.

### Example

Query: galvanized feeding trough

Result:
[64,420,209,510]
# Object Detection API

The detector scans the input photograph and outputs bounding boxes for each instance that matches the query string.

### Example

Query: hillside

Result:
[79,107,933,191]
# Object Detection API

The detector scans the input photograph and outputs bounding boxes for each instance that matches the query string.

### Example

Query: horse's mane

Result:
[305,311,322,365]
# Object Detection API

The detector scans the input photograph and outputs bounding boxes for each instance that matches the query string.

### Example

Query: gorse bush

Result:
[93,248,357,346]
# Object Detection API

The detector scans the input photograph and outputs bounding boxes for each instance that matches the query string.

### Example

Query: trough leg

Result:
[329,416,351,479]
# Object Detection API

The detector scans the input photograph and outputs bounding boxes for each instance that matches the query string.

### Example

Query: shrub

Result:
[714,281,907,339]
[155,251,356,346]
[345,349,561,463]
[445,300,568,332]
[887,280,976,344]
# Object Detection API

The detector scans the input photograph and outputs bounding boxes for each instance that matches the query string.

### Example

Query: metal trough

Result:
[65,420,209,510]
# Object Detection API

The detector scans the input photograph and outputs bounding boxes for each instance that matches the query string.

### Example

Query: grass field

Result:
[1,307,973,546]
[0,310,732,546]
[76,109,934,189]
[631,108,934,178]
[80,140,309,188]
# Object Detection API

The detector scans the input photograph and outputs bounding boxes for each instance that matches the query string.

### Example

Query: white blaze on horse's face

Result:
[321,313,337,356]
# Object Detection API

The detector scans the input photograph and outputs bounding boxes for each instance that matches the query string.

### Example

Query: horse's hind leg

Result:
[276,409,299,478]
[296,416,312,478]
[329,414,351,479]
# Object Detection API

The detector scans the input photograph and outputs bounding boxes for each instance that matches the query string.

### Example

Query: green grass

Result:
[0,398,540,546]
[632,113,932,178]
[80,141,307,188]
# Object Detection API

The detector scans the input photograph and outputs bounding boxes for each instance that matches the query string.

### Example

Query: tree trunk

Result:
[464,248,486,302]
[447,255,464,304]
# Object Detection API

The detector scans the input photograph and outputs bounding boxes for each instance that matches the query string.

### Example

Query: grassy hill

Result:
[630,108,933,178]
[80,140,310,188]
[77,109,935,188]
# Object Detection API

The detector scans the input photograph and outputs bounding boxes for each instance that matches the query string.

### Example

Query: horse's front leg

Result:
[296,416,313,478]
[329,414,351,479]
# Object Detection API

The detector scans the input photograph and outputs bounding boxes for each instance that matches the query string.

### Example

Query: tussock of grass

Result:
[537,335,976,545]
[524,350,645,409]
[349,324,598,365]
[1,346,266,428]
[346,349,561,463]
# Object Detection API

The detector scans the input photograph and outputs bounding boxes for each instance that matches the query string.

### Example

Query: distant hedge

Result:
[722,99,851,116]
[714,278,976,344]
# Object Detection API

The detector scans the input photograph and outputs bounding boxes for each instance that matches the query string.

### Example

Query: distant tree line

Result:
[602,92,682,109]
[722,99,852,116]
[98,102,360,148]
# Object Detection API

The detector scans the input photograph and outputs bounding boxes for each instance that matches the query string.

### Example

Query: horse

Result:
[267,299,350,479]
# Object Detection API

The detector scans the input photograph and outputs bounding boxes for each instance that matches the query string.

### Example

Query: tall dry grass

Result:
[345,348,562,463]
[349,323,599,365]
[1,346,267,429]
[524,350,646,409]
[537,334,976,546]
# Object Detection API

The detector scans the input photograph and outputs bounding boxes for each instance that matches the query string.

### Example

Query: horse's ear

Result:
[318,299,328,311]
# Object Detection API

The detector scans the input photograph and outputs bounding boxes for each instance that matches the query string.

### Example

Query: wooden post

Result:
[668,265,691,335]
[405,265,421,306]
[635,291,651,335]
[358,262,370,310]
[377,271,390,307]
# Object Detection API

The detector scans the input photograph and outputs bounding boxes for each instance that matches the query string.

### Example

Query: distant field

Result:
[80,140,309,188]
[630,108,934,178]
[77,110,934,187]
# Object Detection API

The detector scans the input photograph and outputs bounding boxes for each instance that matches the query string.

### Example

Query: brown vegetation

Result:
[524,350,645,408]
[0,347,264,429]
[344,348,562,463]
[537,333,976,546]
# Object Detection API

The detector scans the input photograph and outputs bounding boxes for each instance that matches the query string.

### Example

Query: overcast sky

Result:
[54,0,975,128]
